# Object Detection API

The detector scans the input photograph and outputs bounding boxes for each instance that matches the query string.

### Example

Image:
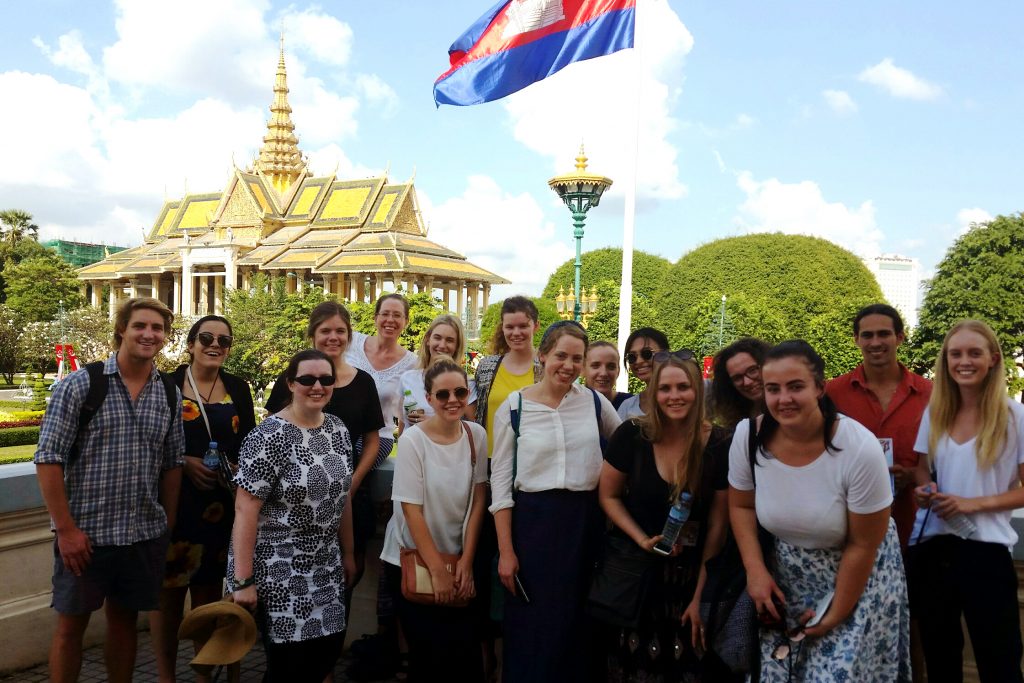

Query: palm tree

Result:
[0,210,40,246]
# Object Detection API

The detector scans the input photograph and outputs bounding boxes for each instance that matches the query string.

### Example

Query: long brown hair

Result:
[636,356,706,503]
[489,296,539,354]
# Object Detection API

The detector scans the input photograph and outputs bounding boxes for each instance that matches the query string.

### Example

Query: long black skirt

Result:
[503,489,603,683]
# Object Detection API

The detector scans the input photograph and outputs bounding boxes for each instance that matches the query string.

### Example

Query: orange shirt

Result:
[826,364,932,547]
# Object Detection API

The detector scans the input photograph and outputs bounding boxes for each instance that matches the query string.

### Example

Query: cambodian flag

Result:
[434,0,636,107]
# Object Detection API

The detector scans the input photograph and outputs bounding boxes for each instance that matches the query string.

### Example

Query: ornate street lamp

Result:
[548,145,612,322]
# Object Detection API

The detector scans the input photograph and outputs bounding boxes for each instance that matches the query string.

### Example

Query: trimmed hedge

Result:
[0,426,40,448]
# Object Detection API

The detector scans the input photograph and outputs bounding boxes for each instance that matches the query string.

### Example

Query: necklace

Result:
[198,375,217,403]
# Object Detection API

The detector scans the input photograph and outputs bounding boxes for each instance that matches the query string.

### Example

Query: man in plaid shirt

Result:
[35,297,185,683]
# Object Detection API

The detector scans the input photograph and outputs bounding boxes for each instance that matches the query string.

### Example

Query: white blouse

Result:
[489,383,621,513]
[346,331,417,441]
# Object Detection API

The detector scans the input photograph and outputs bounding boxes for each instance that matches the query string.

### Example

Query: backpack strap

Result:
[78,361,109,434]
[509,392,522,500]
[159,371,178,429]
[589,388,608,453]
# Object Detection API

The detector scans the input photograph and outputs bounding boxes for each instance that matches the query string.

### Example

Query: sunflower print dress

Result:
[163,395,242,587]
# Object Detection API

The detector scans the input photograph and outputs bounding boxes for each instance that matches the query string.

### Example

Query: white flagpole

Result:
[615,0,643,391]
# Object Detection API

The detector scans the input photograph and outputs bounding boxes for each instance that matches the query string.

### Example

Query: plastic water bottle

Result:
[654,492,694,555]
[926,484,977,539]
[203,441,220,470]
[403,389,419,415]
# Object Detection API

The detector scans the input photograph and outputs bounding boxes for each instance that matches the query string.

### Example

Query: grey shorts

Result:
[51,534,170,615]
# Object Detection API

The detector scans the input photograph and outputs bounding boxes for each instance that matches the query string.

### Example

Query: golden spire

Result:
[575,143,588,172]
[254,36,305,196]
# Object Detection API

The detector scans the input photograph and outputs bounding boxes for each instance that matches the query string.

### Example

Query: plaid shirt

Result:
[35,354,185,546]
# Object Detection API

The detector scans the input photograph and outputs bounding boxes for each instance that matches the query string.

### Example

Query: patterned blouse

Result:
[228,414,354,643]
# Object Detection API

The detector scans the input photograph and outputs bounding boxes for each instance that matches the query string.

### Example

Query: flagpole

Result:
[615,0,643,391]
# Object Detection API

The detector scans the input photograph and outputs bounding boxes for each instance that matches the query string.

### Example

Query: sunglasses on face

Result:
[292,374,335,387]
[433,387,470,402]
[653,348,696,363]
[196,332,233,348]
[624,347,656,365]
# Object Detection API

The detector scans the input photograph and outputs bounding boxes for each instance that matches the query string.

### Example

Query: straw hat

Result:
[178,600,258,667]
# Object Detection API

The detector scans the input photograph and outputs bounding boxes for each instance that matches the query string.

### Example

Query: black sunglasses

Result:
[653,348,696,363]
[433,387,470,402]
[196,332,233,348]
[624,347,656,365]
[292,374,335,387]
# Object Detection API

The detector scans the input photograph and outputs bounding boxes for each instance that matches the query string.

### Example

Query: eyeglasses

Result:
[729,365,761,386]
[196,332,233,348]
[432,387,470,402]
[653,348,695,363]
[292,374,335,387]
[624,347,656,365]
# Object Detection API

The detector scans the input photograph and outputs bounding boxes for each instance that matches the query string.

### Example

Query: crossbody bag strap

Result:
[185,366,213,442]
[461,421,478,546]
[510,392,522,501]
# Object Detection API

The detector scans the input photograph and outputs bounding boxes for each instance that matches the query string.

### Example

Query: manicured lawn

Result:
[0,443,36,465]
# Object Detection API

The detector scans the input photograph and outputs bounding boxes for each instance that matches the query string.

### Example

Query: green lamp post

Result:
[548,145,613,322]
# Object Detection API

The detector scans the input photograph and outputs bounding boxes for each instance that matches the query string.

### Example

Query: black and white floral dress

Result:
[228,414,354,644]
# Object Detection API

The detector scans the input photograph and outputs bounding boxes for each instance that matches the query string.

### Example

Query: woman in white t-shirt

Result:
[728,340,910,682]
[909,320,1024,682]
[381,357,488,682]
[397,314,478,433]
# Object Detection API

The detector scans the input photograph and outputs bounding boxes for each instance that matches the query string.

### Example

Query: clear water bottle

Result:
[203,441,220,470]
[926,484,976,539]
[403,389,419,415]
[654,492,694,555]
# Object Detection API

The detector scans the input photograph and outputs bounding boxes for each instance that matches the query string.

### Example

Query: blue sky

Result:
[2,0,1021,297]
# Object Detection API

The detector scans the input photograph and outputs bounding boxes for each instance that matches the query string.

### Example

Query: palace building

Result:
[78,45,507,329]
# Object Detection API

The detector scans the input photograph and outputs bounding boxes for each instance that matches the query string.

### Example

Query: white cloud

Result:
[822,89,857,115]
[858,58,943,101]
[355,74,399,118]
[420,176,574,298]
[956,207,992,235]
[279,7,353,67]
[735,113,756,129]
[501,0,692,203]
[734,171,883,257]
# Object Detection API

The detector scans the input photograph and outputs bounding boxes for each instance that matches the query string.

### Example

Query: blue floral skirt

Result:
[759,519,911,682]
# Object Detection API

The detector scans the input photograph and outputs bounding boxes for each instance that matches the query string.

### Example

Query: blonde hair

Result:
[928,319,1009,469]
[417,315,466,369]
[636,356,706,503]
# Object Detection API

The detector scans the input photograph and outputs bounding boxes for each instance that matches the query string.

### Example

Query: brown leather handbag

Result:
[399,421,477,607]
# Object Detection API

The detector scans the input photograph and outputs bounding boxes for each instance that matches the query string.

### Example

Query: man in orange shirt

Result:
[826,304,932,547]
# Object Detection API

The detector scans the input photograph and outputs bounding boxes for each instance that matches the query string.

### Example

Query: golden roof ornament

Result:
[254,35,306,196]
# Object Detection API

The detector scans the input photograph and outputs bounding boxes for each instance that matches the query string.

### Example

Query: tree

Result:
[18,320,58,374]
[0,230,49,303]
[3,254,84,322]
[64,306,113,364]
[0,210,39,247]
[580,278,661,345]
[910,213,1024,394]
[0,304,22,384]
[671,291,791,358]
[656,234,884,347]
[542,247,671,302]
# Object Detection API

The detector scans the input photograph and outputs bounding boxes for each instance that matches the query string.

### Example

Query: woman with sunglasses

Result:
[728,340,909,682]
[909,320,1024,682]
[265,302,385,602]
[380,357,489,682]
[490,321,622,682]
[398,314,477,434]
[150,315,256,683]
[617,327,670,420]
[709,337,770,430]
[230,349,356,682]
[598,350,736,682]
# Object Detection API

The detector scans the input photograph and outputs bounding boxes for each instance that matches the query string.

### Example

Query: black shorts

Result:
[51,534,169,615]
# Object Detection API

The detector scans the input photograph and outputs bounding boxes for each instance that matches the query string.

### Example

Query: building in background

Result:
[863,254,922,330]
[45,240,127,268]
[77,43,507,339]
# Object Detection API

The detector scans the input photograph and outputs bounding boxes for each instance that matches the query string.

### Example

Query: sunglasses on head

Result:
[653,348,696,363]
[292,374,335,387]
[196,332,233,348]
[433,387,470,402]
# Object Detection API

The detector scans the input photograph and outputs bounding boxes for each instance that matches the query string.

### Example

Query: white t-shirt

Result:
[346,331,417,441]
[489,384,622,514]
[397,369,478,430]
[381,422,489,566]
[909,399,1024,549]
[729,415,893,549]
[616,393,644,421]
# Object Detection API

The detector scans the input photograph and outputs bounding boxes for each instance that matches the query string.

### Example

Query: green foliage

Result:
[910,213,1024,394]
[0,425,40,448]
[18,323,56,374]
[582,279,660,345]
[30,375,47,411]
[65,306,113,364]
[542,247,671,302]
[477,296,561,354]
[0,304,21,384]
[3,254,84,322]
[0,443,37,465]
[0,210,39,246]
[671,291,790,358]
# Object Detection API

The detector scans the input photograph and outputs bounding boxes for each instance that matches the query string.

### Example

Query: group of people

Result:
[33,292,1024,683]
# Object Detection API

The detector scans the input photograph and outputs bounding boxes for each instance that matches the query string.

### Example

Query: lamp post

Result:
[548,145,612,322]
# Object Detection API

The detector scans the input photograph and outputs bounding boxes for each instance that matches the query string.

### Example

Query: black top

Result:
[604,419,730,541]
[171,365,256,447]
[265,367,385,444]
[611,391,633,410]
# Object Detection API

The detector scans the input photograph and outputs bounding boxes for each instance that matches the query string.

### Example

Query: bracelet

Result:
[233,576,255,590]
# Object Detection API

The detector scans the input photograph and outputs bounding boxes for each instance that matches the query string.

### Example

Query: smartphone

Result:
[804,590,834,628]
[513,574,530,604]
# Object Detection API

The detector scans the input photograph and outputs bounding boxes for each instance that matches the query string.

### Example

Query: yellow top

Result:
[486,364,535,455]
